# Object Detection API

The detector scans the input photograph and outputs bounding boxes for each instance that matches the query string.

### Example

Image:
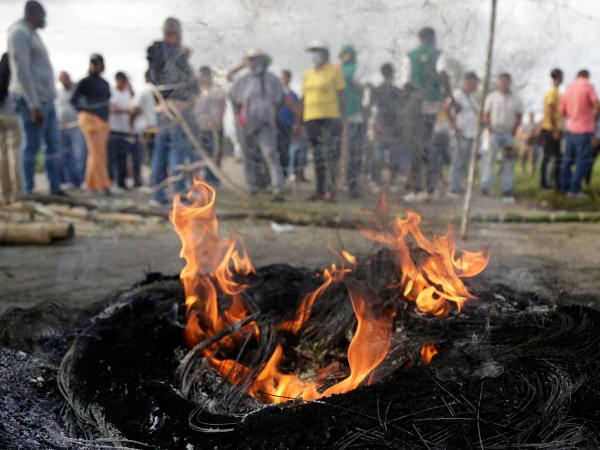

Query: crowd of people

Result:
[0,1,598,206]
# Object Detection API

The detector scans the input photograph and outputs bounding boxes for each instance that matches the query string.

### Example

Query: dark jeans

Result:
[370,134,409,183]
[15,95,61,194]
[346,122,366,194]
[277,122,293,178]
[540,129,561,189]
[561,131,592,193]
[407,113,438,193]
[60,127,86,187]
[108,131,141,188]
[305,119,342,195]
[190,129,220,186]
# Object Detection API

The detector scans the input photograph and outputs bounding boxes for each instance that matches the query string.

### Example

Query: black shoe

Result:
[272,193,286,203]
[52,190,68,197]
[349,190,361,199]
[481,189,490,197]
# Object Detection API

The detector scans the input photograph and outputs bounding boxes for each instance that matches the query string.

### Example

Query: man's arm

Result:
[9,28,42,121]
[283,94,301,119]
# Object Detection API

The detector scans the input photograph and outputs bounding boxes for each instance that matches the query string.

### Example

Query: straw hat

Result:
[305,40,328,52]
[245,48,272,65]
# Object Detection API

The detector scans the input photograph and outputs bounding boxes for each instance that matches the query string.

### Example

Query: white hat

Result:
[305,40,328,51]
[245,48,272,64]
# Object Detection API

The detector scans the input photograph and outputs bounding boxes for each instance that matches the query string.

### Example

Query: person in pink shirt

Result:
[560,69,599,198]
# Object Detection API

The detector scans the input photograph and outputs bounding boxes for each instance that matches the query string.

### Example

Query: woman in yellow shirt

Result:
[301,41,345,202]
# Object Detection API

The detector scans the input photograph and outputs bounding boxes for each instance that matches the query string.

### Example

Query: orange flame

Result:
[420,343,438,365]
[170,182,489,405]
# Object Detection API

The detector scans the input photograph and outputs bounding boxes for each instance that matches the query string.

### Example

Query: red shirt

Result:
[560,77,598,133]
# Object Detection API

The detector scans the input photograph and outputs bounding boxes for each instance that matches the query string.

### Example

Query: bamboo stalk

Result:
[460,0,498,240]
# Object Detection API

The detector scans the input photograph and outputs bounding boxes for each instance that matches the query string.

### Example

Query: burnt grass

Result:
[2,254,600,449]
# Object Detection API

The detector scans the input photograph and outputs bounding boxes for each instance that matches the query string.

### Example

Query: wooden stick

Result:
[460,0,498,240]
[149,85,249,199]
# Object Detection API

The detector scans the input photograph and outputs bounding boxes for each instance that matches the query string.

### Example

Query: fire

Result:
[420,343,438,365]
[170,182,489,405]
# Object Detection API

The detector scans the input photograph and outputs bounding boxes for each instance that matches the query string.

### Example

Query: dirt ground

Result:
[1,218,599,313]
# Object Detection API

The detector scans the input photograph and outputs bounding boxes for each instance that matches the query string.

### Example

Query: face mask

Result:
[311,52,325,67]
[251,65,265,76]
[39,18,47,29]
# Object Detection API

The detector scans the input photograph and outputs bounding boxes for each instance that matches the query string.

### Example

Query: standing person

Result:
[402,26,452,202]
[446,72,479,197]
[56,71,86,190]
[230,48,292,201]
[71,54,112,194]
[132,70,158,187]
[481,72,523,204]
[370,63,407,190]
[193,65,226,186]
[0,52,21,203]
[339,45,366,198]
[540,68,563,190]
[7,1,63,195]
[108,72,138,190]
[302,40,345,202]
[517,112,539,178]
[560,70,599,199]
[147,17,198,206]
[277,69,299,180]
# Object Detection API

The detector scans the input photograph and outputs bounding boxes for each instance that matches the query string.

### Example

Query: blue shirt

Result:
[278,89,299,126]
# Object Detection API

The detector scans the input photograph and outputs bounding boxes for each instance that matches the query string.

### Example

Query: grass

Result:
[514,159,600,211]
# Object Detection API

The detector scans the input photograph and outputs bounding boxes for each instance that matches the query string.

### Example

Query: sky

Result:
[1,0,600,116]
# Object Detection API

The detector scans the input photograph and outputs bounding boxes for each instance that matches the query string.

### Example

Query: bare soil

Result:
[1,219,599,313]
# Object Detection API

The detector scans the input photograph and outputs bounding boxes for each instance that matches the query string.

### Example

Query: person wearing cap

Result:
[71,54,112,194]
[7,1,63,195]
[302,40,346,202]
[445,71,479,197]
[401,26,452,203]
[339,44,366,198]
[108,71,139,191]
[230,48,294,200]
[146,17,198,206]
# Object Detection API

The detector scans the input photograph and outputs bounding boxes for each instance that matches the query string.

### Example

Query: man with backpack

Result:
[7,1,64,195]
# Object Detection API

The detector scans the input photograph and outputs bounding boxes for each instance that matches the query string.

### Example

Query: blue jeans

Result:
[150,113,190,203]
[449,134,474,193]
[189,129,219,186]
[15,96,61,193]
[60,127,86,187]
[370,134,409,183]
[561,132,592,193]
[289,136,309,178]
[480,131,516,194]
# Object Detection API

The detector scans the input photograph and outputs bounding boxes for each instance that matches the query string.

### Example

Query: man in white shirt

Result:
[132,70,158,187]
[193,66,226,186]
[108,71,139,189]
[56,71,86,189]
[446,71,479,196]
[481,72,523,203]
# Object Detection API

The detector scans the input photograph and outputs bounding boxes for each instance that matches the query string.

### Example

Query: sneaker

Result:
[390,185,400,193]
[109,186,125,195]
[322,192,336,203]
[446,191,461,199]
[349,190,361,199]
[429,190,441,201]
[148,199,167,208]
[571,192,590,200]
[306,193,323,202]
[51,190,69,197]
[136,186,153,194]
[403,191,428,203]
[502,195,516,205]
[481,189,490,197]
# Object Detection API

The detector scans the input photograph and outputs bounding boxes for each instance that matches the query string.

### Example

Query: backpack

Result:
[0,53,11,105]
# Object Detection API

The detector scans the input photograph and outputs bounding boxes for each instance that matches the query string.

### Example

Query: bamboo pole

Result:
[460,0,498,240]
[149,85,249,200]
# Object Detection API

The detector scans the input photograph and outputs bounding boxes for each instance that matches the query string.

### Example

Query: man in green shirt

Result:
[403,27,452,202]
